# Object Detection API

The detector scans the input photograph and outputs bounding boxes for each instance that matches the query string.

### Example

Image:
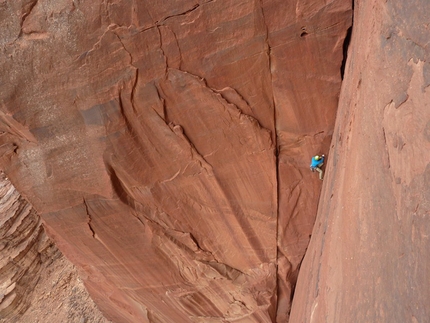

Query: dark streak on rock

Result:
[340,26,352,80]
[382,127,391,170]
[156,4,200,25]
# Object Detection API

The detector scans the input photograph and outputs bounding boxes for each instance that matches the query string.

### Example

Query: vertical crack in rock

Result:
[341,0,354,79]
[83,199,96,238]
[113,32,135,67]
[130,69,139,110]
[153,84,167,120]
[382,126,391,170]
[258,0,276,113]
[340,26,352,80]
[112,29,141,117]
[258,1,279,320]
[111,31,140,109]
[286,0,354,320]
[156,26,169,77]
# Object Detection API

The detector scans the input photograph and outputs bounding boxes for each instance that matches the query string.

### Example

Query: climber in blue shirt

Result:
[310,154,325,180]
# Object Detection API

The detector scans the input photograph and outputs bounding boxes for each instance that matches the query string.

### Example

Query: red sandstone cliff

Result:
[290,0,430,321]
[0,0,351,322]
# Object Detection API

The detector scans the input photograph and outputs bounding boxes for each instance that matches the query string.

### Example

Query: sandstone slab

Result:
[290,0,430,321]
[0,0,351,321]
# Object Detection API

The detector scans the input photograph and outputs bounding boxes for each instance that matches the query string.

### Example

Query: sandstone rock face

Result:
[0,176,108,323]
[290,0,430,321]
[0,0,351,322]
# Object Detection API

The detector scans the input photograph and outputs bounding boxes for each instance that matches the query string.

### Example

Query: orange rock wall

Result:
[290,0,430,321]
[0,1,351,322]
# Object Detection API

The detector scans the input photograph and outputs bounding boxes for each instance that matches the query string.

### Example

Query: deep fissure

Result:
[340,26,352,79]
[285,2,355,319]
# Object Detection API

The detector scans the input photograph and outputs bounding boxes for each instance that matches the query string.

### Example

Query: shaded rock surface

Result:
[290,0,430,321]
[0,175,109,323]
[0,174,45,319]
[0,0,351,322]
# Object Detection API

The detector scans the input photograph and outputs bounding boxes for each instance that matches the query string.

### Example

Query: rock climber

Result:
[310,154,325,180]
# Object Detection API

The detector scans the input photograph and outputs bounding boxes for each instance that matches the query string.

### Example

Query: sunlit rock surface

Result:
[0,0,351,321]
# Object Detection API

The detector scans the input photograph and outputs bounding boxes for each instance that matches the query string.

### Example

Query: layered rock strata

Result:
[290,0,430,321]
[0,174,47,319]
[0,0,351,321]
[0,175,108,322]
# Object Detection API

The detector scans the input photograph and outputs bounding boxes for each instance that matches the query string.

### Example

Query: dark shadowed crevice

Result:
[107,165,130,206]
[340,26,352,80]
[341,0,354,80]
[155,4,200,25]
[287,2,355,321]
[258,1,278,321]
[300,26,309,38]
[83,199,96,238]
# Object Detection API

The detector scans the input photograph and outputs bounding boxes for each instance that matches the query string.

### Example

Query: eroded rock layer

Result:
[290,0,430,321]
[0,175,109,323]
[10,244,111,323]
[0,174,46,319]
[0,0,351,322]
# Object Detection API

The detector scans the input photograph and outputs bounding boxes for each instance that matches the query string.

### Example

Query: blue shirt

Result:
[310,156,324,168]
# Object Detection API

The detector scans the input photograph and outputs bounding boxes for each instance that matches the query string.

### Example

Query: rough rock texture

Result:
[11,248,111,323]
[0,176,109,323]
[290,0,430,321]
[271,2,351,319]
[0,174,46,319]
[0,0,351,322]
